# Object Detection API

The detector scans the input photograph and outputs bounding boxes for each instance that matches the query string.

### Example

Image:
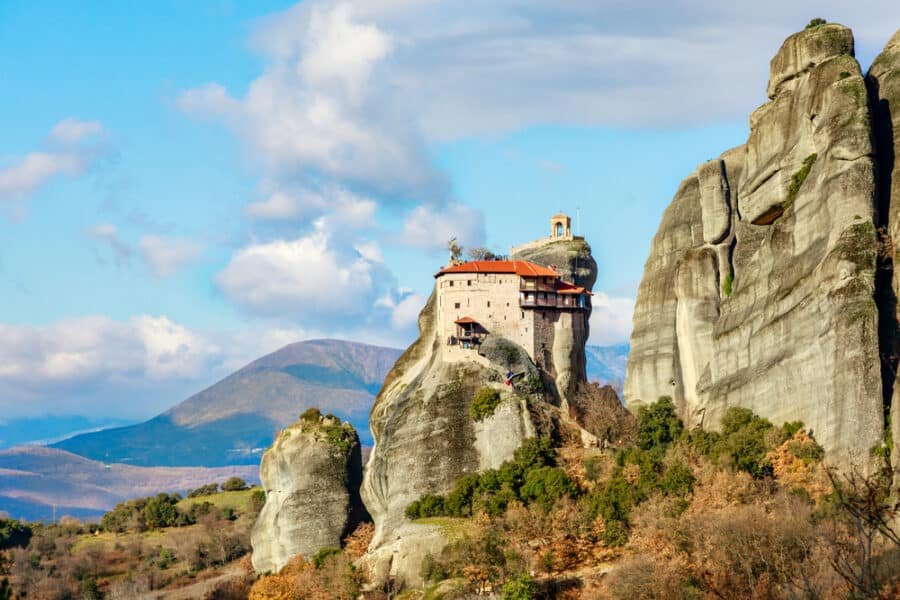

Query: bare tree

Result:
[824,466,900,597]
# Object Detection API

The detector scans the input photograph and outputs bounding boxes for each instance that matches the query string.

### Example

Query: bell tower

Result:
[549,213,572,240]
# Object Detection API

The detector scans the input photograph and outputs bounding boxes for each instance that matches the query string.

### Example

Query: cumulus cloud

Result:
[0,316,226,418]
[0,119,112,205]
[138,235,203,278]
[390,293,426,330]
[402,203,485,251]
[88,223,133,267]
[589,292,635,346]
[217,226,380,318]
[236,1,900,139]
[0,316,220,386]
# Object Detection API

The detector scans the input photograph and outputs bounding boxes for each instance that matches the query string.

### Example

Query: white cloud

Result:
[298,3,393,103]
[0,119,111,204]
[0,316,228,418]
[138,235,202,278]
[0,316,221,388]
[88,223,133,267]
[47,119,105,145]
[402,203,485,252]
[589,292,635,346]
[229,1,900,140]
[245,190,315,220]
[390,293,426,330]
[217,227,378,317]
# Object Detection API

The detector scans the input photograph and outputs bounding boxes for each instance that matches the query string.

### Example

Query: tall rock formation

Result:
[361,240,597,586]
[251,411,368,574]
[512,238,598,406]
[869,29,900,473]
[625,23,888,470]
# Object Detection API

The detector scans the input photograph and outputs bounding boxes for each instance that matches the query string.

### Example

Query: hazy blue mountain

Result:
[0,445,257,522]
[585,343,629,390]
[0,415,132,449]
[53,339,402,467]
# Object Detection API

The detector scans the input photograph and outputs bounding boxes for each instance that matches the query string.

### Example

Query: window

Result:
[521,311,525,319]
[449,280,454,287]
[454,302,461,309]
[487,301,491,308]
[467,279,472,286]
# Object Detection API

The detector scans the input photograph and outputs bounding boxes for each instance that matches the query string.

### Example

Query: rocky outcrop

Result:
[251,412,368,574]
[512,238,598,405]
[624,23,887,470]
[361,241,596,586]
[869,29,900,474]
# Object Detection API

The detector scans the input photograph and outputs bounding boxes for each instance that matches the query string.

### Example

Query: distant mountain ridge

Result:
[53,339,402,467]
[0,445,257,521]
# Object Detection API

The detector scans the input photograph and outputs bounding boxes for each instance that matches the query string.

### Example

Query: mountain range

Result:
[53,339,402,467]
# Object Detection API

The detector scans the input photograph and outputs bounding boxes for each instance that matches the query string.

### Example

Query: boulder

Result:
[250,412,368,574]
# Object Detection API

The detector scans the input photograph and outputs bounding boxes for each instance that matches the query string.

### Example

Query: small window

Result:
[467,279,472,286]
[487,301,491,308]
[521,311,525,319]
[506,302,509,307]
[454,302,461,309]
[449,280,454,287]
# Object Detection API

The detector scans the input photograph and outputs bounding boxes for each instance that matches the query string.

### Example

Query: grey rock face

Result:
[250,415,367,574]
[625,23,885,470]
[360,293,536,586]
[869,29,900,475]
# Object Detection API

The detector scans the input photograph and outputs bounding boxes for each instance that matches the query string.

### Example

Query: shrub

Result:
[142,494,181,529]
[187,483,219,497]
[221,477,247,492]
[602,519,629,548]
[248,489,266,517]
[806,17,827,28]
[311,547,341,569]
[512,437,556,470]
[520,467,577,510]
[300,407,322,422]
[470,387,503,421]
[405,494,446,520]
[502,571,537,599]
[584,456,603,482]
[405,437,559,519]
[0,519,31,550]
[659,462,695,498]
[723,271,733,296]
[420,552,449,583]
[637,397,684,450]
[785,153,818,207]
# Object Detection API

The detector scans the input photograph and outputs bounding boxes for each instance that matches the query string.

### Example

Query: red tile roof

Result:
[454,316,480,324]
[435,260,560,278]
[555,280,589,295]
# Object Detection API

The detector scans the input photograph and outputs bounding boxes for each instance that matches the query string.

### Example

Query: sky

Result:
[1,0,899,421]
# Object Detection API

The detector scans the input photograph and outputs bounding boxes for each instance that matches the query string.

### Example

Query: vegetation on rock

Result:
[470,387,503,421]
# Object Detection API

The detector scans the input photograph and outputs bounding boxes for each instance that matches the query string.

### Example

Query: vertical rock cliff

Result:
[250,412,367,574]
[361,242,597,586]
[869,30,900,474]
[625,23,890,470]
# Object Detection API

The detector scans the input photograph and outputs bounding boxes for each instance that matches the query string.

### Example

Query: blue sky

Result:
[2,0,899,420]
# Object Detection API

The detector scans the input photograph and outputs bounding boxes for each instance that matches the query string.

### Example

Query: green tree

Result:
[636,397,684,450]
[221,476,247,492]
